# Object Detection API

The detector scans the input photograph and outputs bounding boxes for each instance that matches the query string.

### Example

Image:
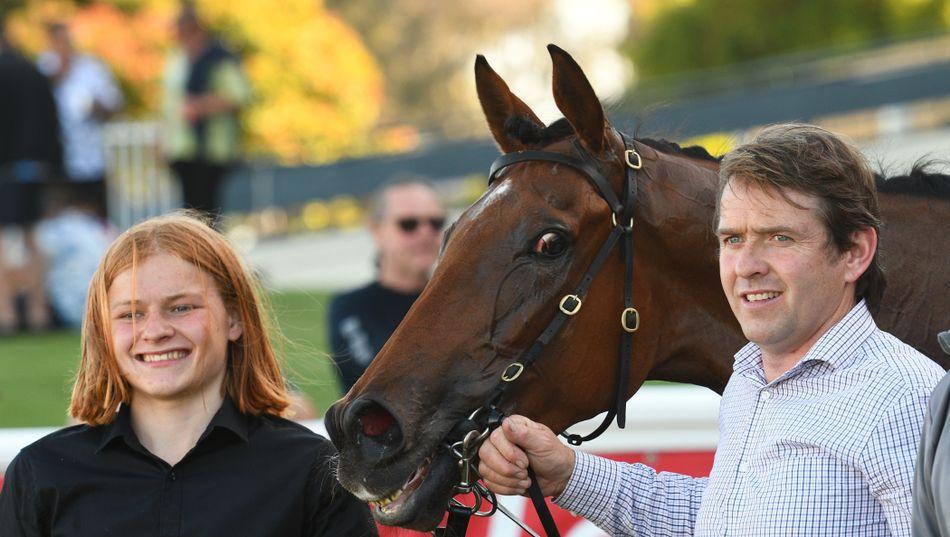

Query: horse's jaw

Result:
[327,407,468,531]
[369,449,458,530]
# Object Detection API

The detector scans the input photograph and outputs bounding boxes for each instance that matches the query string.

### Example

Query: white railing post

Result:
[102,120,181,230]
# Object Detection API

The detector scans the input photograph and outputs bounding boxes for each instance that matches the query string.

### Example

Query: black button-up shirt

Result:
[0,397,377,536]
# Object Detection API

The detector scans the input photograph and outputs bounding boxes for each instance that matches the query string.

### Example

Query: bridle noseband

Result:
[436,134,644,537]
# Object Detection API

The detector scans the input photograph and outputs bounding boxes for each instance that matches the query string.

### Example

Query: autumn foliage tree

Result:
[7,0,393,163]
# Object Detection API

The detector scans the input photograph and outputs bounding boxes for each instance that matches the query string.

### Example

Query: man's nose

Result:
[733,244,770,278]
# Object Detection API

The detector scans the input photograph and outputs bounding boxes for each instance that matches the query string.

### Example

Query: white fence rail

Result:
[103,121,180,230]
[0,385,719,473]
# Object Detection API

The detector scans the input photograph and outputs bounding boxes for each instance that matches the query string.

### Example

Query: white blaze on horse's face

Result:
[467,180,514,221]
[717,180,861,364]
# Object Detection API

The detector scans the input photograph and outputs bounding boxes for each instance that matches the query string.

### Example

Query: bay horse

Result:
[325,45,950,531]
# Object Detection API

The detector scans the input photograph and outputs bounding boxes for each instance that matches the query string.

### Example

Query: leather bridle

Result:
[435,133,645,537]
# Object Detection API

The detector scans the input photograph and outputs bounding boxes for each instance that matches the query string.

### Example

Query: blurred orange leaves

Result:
[8,0,404,163]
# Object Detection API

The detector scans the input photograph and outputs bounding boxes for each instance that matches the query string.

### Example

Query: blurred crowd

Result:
[0,19,117,334]
[0,6,249,335]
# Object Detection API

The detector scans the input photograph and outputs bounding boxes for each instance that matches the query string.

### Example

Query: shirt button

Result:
[169,471,176,481]
[759,390,772,401]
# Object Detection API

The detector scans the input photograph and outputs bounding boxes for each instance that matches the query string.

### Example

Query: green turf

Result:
[0,290,680,428]
[0,291,343,428]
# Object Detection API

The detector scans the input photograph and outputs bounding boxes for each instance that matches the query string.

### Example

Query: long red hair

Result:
[70,212,289,425]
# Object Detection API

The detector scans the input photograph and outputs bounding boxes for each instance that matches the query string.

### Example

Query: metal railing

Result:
[102,121,180,230]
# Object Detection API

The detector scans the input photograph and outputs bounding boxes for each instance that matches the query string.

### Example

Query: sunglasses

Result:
[396,217,446,233]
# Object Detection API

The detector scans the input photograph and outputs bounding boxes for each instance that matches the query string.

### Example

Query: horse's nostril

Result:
[359,405,395,438]
[345,399,404,457]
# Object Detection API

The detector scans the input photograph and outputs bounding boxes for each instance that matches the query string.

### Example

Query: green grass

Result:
[0,291,342,428]
[0,289,685,428]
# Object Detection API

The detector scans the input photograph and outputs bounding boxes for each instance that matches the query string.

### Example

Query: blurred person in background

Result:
[0,212,376,536]
[328,179,446,393]
[32,21,122,328]
[0,22,62,334]
[32,209,113,329]
[162,4,250,225]
[37,21,123,222]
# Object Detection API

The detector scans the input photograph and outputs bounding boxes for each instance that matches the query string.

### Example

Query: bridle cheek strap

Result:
[438,135,643,537]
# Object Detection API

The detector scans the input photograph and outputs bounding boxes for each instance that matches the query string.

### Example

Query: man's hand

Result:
[477,415,575,497]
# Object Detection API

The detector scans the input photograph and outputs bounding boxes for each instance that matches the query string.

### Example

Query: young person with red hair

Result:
[0,212,376,536]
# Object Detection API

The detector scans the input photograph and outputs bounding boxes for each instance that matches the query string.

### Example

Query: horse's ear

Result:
[475,54,543,153]
[548,44,607,153]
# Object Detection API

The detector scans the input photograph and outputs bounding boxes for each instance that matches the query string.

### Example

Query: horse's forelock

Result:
[504,116,575,147]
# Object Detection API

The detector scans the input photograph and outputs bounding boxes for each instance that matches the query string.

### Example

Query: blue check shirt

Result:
[555,301,944,536]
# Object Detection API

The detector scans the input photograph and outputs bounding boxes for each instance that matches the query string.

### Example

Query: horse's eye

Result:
[533,231,568,257]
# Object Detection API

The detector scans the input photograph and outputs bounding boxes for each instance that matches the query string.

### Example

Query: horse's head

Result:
[325,45,736,530]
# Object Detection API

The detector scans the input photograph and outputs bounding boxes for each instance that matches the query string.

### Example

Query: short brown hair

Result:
[717,123,885,309]
[367,177,440,223]
[70,212,289,425]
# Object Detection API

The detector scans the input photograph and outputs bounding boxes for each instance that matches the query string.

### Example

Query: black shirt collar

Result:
[96,395,250,453]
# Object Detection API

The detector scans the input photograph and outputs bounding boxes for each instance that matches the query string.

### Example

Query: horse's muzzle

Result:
[326,397,406,464]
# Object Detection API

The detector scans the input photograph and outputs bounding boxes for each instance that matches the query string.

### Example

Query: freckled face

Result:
[717,181,857,358]
[108,253,242,404]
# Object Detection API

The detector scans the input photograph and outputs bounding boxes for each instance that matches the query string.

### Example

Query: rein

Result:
[435,134,644,537]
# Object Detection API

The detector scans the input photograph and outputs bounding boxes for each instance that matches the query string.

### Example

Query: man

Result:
[162,6,250,223]
[33,22,122,328]
[478,124,944,536]
[328,179,445,393]
[38,21,123,220]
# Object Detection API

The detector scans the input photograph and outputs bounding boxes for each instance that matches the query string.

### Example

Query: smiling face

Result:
[716,179,862,361]
[108,253,242,405]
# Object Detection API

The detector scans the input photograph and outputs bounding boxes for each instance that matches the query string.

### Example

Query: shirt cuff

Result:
[554,451,622,517]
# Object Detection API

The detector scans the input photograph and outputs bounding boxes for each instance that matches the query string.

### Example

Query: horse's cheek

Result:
[489,262,560,348]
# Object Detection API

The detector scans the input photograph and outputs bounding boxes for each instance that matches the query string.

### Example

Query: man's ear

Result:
[843,227,877,284]
[227,310,244,342]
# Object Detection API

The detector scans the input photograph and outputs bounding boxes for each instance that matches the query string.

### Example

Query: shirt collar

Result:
[732,299,877,378]
[96,403,135,453]
[96,394,250,453]
[199,395,250,444]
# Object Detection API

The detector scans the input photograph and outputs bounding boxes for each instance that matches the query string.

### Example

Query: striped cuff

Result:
[554,451,622,517]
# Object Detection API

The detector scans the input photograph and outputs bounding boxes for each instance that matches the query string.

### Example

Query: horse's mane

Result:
[505,116,721,163]
[875,162,950,199]
[506,116,949,200]
[637,138,722,164]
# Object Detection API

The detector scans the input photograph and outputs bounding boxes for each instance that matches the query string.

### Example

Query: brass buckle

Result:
[624,149,642,170]
[501,362,525,382]
[621,307,640,332]
[559,294,582,315]
[611,213,634,229]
